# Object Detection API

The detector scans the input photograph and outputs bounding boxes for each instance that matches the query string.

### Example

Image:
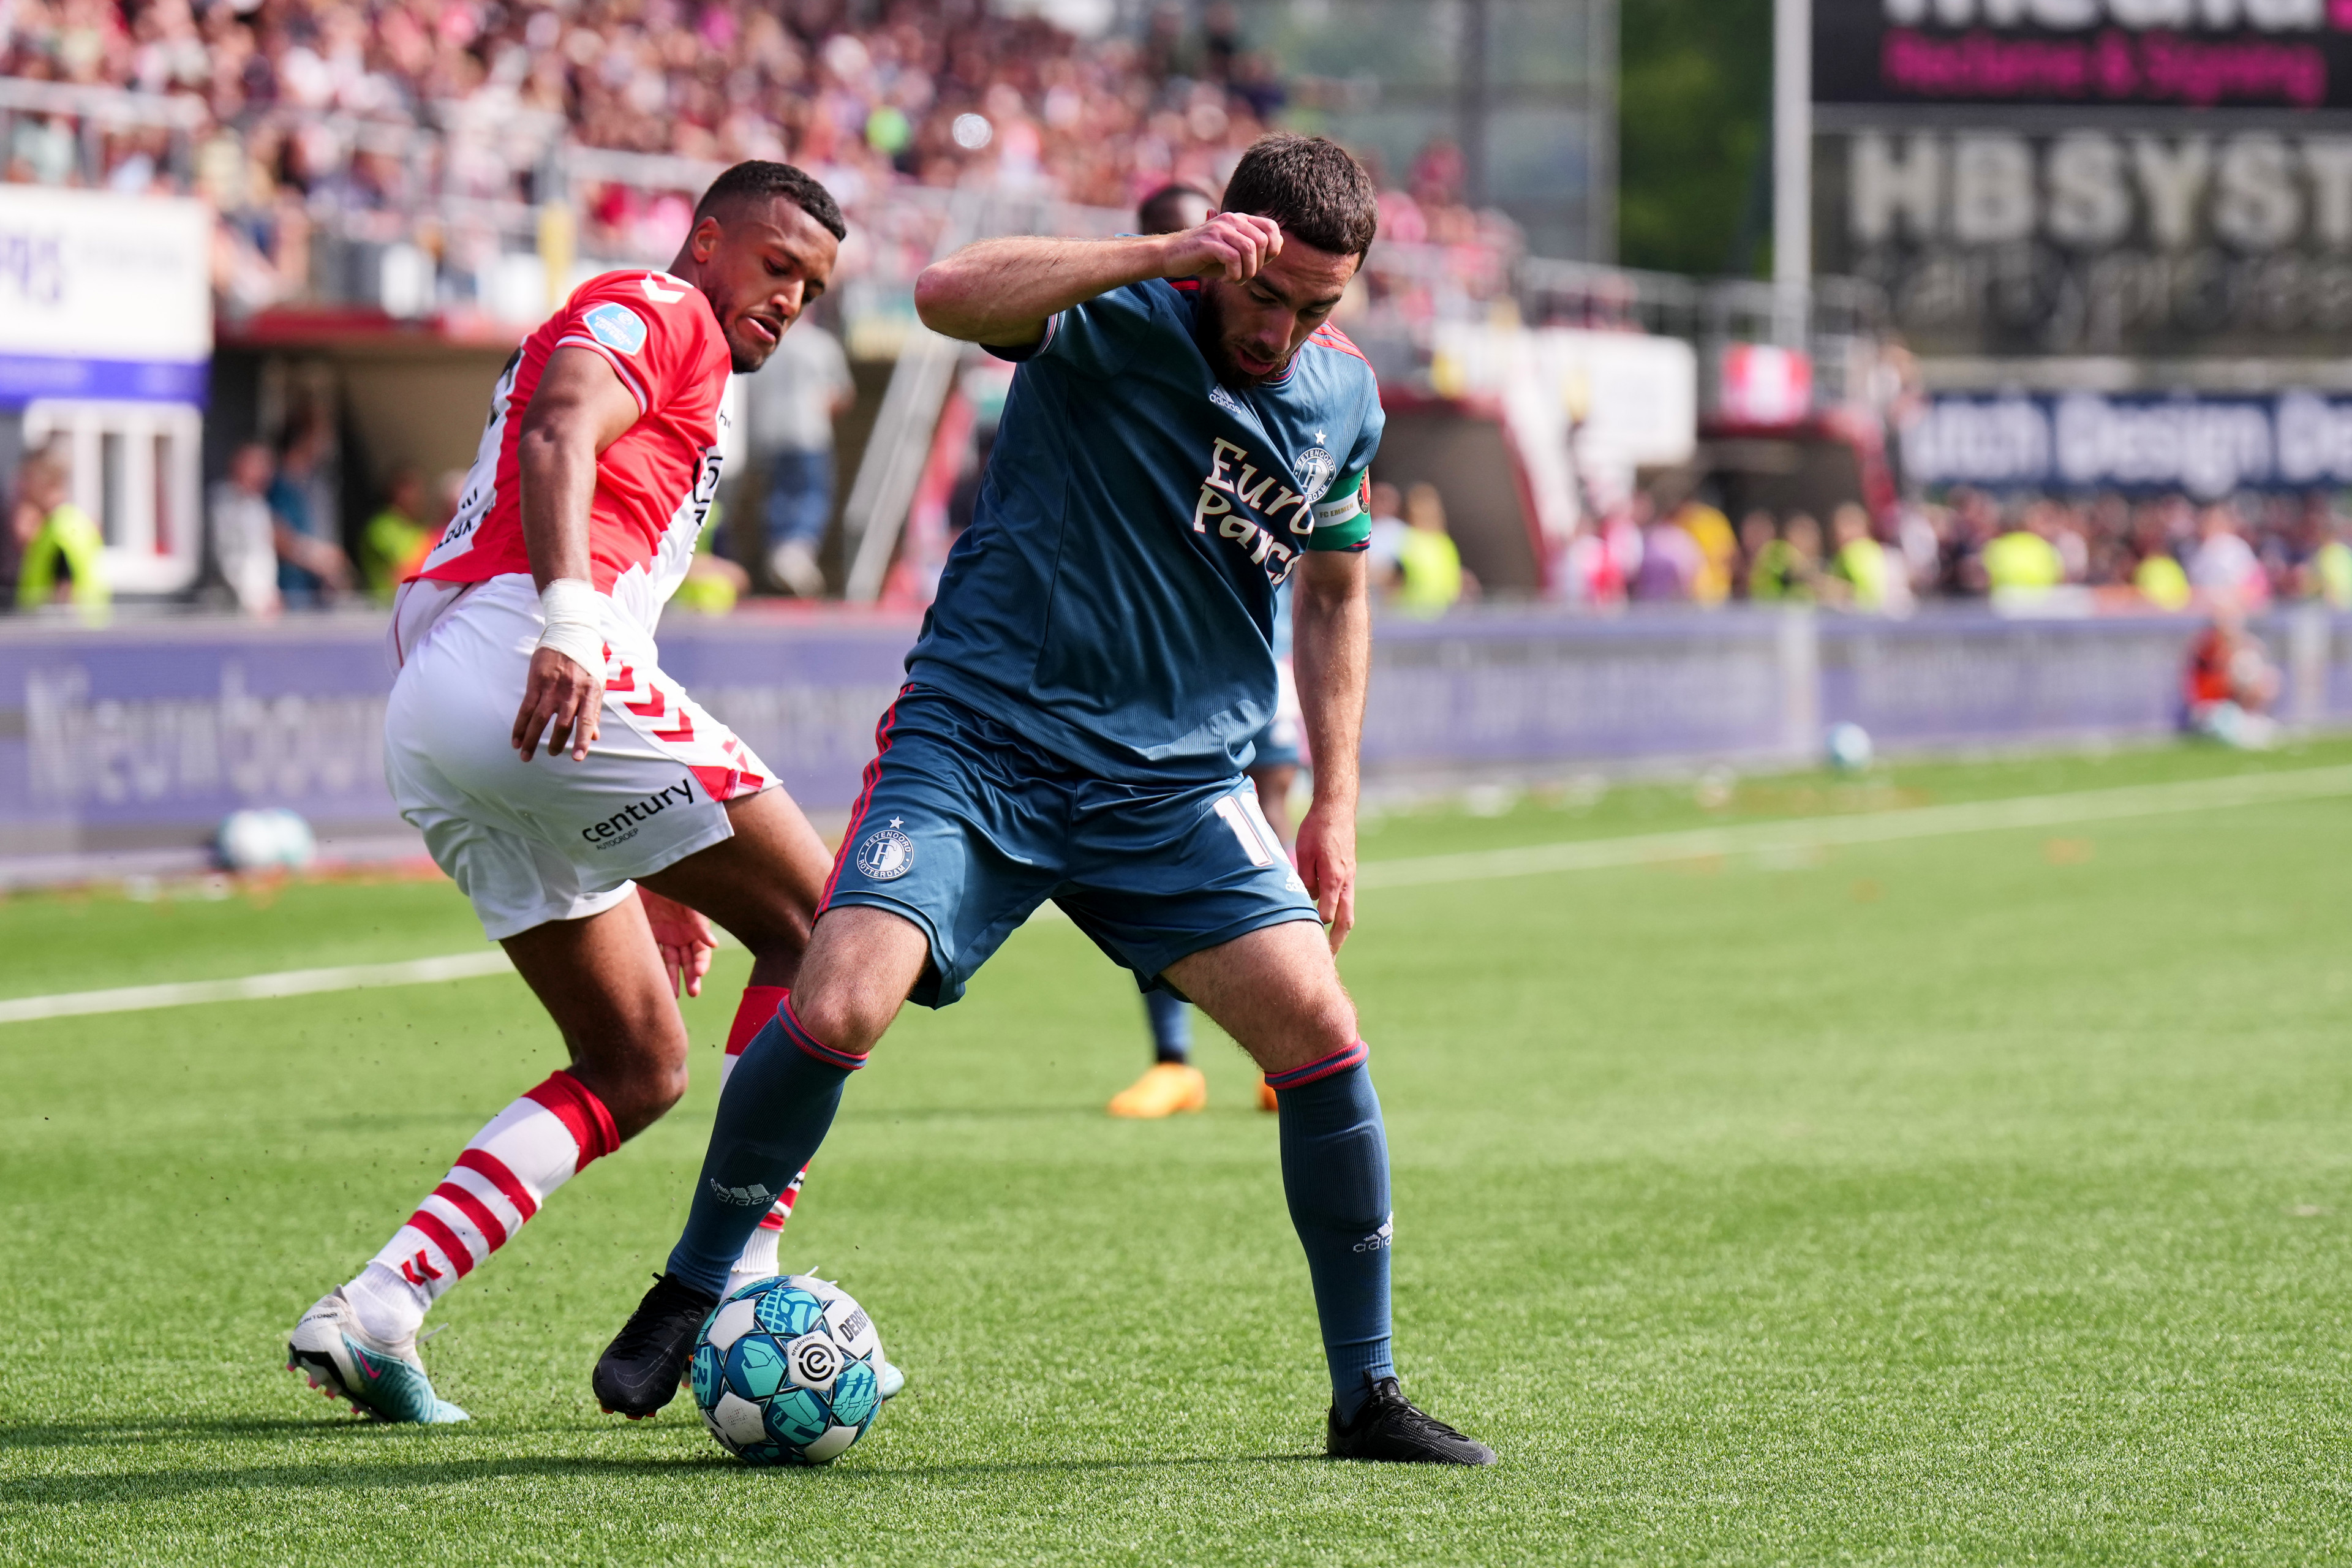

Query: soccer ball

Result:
[216,807,317,872]
[688,1274,886,1466]
[1825,722,1874,774]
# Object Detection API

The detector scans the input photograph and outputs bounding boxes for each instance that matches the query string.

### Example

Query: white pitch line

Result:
[0,950,514,1027]
[1355,763,2352,891]
[6,765,2347,1027]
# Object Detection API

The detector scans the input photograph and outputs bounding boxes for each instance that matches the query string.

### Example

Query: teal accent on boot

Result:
[287,1289,471,1425]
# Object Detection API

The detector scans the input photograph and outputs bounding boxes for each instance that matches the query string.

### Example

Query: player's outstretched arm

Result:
[510,345,643,763]
[1291,548,1371,954]
[913,213,1284,349]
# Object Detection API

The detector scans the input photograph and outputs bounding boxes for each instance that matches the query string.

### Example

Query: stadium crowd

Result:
[1,0,1503,310]
[1572,486,2352,614]
[8,2,2346,622]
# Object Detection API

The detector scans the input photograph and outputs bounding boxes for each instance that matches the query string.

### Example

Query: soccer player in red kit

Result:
[288,162,884,1422]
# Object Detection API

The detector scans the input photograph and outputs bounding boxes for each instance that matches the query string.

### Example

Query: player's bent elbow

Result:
[911,265,974,339]
[513,417,573,478]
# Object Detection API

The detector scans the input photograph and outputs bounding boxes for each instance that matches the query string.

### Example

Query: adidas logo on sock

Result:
[709,1179,777,1207]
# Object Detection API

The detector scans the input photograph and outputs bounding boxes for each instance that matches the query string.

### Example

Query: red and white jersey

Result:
[401,270,732,658]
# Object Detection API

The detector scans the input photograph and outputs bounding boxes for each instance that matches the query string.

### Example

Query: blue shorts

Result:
[1247,715,1303,772]
[822,685,1320,1008]
[1246,654,1303,772]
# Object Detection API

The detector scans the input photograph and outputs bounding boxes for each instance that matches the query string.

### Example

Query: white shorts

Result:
[385,576,777,940]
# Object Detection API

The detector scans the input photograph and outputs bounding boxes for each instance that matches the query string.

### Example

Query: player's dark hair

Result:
[693,160,848,242]
[1219,134,1378,258]
[1136,182,1216,236]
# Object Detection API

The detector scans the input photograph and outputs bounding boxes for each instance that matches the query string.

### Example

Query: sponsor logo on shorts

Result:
[582,301,647,355]
[1352,1216,1394,1254]
[854,819,915,881]
[582,775,695,846]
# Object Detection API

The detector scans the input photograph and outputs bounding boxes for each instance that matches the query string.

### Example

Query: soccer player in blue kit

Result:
[594,134,1493,1464]
[1110,179,1292,1120]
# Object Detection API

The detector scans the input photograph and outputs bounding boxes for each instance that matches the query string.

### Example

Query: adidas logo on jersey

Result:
[1208,385,1245,417]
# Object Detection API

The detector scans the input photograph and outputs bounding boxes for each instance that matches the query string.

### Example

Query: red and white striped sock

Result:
[724,985,807,1286]
[343,1068,619,1343]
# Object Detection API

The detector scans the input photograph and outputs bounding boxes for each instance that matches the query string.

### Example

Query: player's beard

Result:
[728,328,772,375]
[1193,288,1286,390]
[726,311,788,374]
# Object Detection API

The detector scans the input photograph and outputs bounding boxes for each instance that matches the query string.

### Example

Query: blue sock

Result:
[666,1007,865,1295]
[1144,989,1193,1063]
[1269,1044,1395,1422]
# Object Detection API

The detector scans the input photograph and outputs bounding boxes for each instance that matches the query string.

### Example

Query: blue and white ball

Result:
[216,807,317,872]
[690,1275,886,1466]
[1825,722,1875,774]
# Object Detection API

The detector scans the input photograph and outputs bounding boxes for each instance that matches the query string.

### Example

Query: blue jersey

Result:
[905,276,1379,783]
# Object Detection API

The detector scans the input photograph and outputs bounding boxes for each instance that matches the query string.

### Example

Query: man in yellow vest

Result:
[1395,481,1468,616]
[1675,497,1738,606]
[359,466,436,603]
[1983,507,2064,592]
[10,450,108,622]
[1826,502,1890,612]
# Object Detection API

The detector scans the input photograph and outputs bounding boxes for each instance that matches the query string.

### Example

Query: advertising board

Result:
[0,185,212,406]
[1811,0,2352,357]
[1816,0,2352,113]
[1904,386,2352,492]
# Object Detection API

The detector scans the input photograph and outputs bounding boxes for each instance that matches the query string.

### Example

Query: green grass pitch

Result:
[6,739,2352,1564]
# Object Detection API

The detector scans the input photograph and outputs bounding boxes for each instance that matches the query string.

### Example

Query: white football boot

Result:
[287,1289,470,1424]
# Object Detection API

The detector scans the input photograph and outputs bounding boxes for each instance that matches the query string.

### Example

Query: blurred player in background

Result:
[2182,602,2281,750]
[1109,182,1293,1121]
[596,135,1493,1464]
[287,162,894,1423]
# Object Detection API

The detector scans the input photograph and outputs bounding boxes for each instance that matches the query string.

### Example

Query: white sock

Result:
[344,1069,618,1341]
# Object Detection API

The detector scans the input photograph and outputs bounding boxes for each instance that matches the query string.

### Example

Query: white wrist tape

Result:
[535,578,606,687]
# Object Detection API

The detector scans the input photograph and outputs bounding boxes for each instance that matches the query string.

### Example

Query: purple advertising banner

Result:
[1,608,2338,877]
[0,612,920,864]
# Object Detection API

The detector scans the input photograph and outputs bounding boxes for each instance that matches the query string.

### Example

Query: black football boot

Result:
[1326,1377,1496,1465]
[593,1273,720,1419]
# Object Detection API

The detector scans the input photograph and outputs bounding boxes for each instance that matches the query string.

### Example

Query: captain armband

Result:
[1306,470,1373,552]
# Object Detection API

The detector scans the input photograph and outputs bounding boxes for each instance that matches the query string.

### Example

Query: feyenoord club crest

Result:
[854,821,914,881]
[1291,445,1336,505]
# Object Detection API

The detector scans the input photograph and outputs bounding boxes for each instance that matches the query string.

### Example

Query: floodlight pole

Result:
[1773,0,1812,336]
